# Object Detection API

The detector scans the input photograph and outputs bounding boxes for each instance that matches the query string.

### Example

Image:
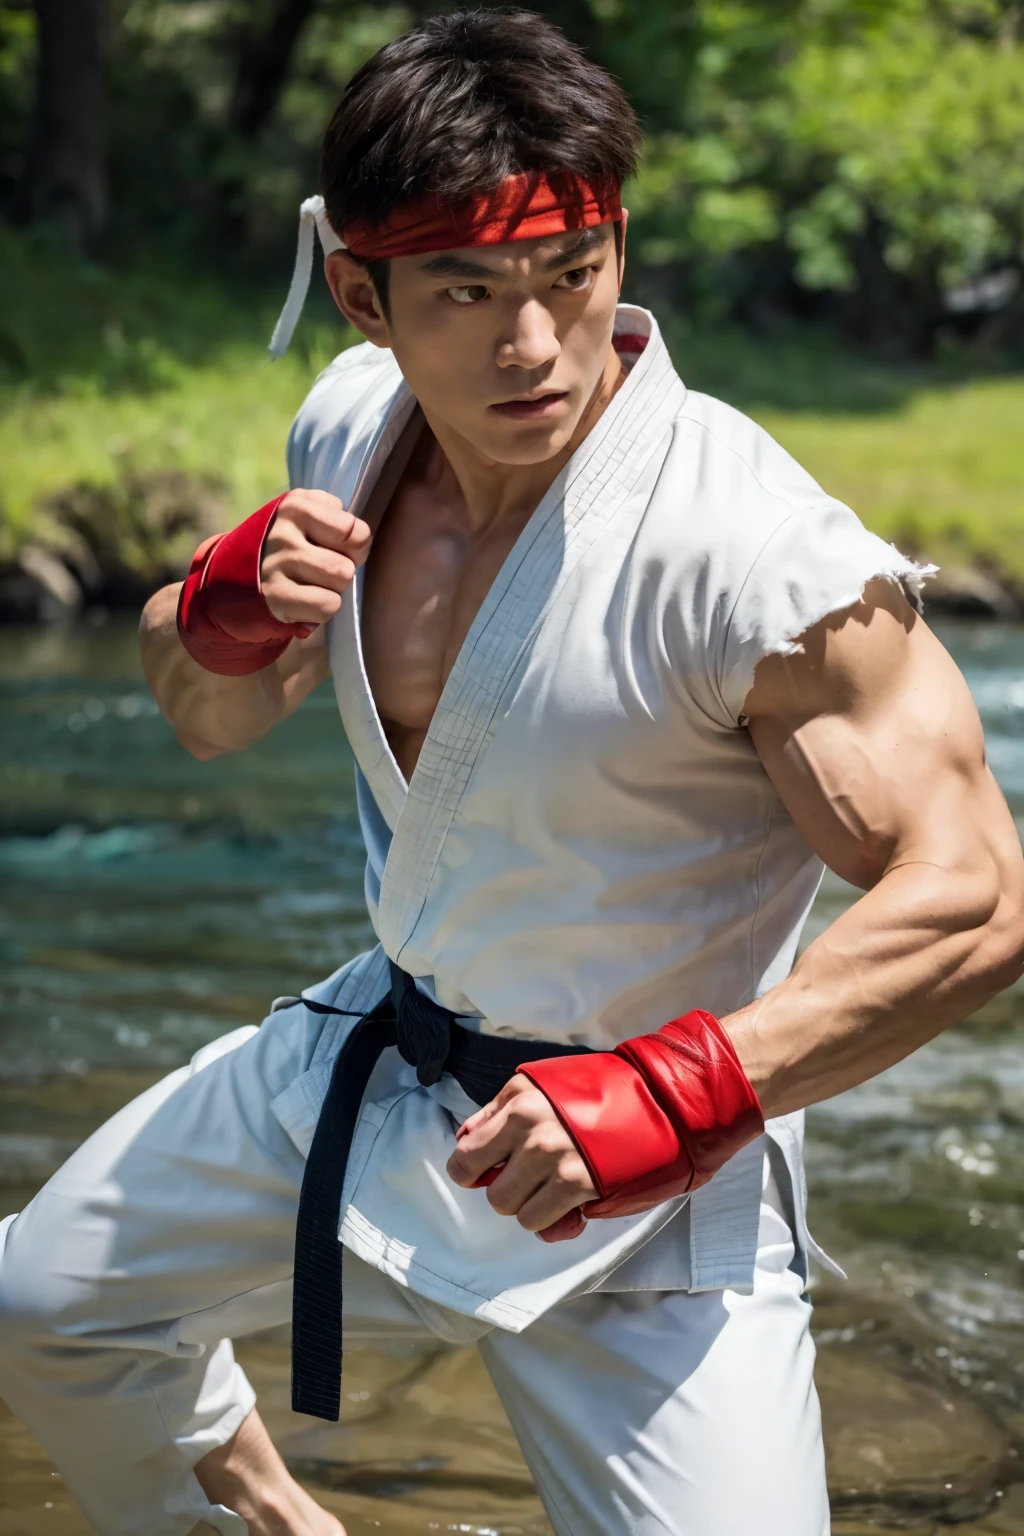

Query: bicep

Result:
[744,580,991,890]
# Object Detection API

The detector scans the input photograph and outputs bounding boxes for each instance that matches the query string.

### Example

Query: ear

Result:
[616,210,628,295]
[324,251,391,348]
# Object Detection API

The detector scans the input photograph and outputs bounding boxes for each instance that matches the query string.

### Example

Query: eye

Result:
[554,266,595,292]
[447,285,490,305]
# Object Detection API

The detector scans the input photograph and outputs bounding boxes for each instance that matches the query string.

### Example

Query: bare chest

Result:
[361,466,534,782]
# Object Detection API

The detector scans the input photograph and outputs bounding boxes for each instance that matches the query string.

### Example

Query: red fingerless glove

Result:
[518,1011,764,1239]
[176,496,314,676]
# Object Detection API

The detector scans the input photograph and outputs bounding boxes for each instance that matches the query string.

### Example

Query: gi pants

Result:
[0,1022,829,1536]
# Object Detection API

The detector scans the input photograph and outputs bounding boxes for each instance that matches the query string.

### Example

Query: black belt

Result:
[289,961,589,1421]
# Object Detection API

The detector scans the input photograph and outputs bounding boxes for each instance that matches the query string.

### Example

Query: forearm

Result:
[727,813,1024,1118]
[139,582,329,757]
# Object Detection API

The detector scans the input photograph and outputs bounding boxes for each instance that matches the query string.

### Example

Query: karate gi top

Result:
[266,304,930,1330]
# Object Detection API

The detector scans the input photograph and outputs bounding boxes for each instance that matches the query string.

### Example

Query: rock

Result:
[18,545,82,617]
[38,466,226,609]
[982,1486,1024,1534]
[819,1343,1012,1523]
[1,466,231,625]
[0,545,83,624]
[832,1525,936,1535]
[922,564,1021,619]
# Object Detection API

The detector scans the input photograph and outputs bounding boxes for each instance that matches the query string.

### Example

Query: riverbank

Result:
[1,234,1022,622]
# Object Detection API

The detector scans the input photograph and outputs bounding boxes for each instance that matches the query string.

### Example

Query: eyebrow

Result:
[419,225,613,282]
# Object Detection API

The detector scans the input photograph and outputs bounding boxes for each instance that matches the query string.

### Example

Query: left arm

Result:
[448,580,1024,1231]
[727,577,1024,1115]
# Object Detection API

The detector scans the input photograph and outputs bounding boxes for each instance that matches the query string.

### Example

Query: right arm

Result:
[140,584,330,759]
[140,489,371,759]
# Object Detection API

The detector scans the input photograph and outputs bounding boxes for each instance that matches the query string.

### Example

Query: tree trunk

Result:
[229,0,321,140]
[13,0,108,246]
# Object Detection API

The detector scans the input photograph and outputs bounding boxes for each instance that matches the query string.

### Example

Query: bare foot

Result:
[194,1408,345,1536]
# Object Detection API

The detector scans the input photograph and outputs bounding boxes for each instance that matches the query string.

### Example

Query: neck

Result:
[416,343,627,535]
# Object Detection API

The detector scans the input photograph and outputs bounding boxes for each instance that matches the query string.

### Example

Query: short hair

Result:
[321,7,641,315]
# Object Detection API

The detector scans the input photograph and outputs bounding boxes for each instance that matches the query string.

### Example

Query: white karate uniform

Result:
[0,1025,826,1536]
[0,306,930,1534]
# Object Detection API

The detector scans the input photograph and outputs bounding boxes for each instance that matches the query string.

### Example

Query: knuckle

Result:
[507,1111,536,1143]
[265,523,301,560]
[529,1132,564,1164]
[509,1095,543,1127]
[324,498,351,528]
[279,493,310,524]
[325,508,352,541]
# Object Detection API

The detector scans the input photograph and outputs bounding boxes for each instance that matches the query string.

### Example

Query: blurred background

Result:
[1,3,1024,1534]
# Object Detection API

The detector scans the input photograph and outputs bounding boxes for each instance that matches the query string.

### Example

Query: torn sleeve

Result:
[718,502,937,725]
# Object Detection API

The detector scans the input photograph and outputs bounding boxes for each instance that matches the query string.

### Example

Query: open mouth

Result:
[488,391,569,420]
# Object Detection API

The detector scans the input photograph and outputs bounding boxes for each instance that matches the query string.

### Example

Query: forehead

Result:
[397,223,616,283]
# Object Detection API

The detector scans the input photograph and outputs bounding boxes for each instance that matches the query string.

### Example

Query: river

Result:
[1,618,1022,1535]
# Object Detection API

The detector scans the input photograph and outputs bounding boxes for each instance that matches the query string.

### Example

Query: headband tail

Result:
[268,196,344,360]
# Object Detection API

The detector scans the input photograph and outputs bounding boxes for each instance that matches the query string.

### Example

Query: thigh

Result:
[479,1265,829,1536]
[0,1018,316,1345]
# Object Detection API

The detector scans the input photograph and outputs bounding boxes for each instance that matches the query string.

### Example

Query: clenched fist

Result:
[447,1073,598,1241]
[261,490,373,628]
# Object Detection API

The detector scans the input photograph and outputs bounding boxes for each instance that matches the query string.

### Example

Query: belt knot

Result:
[388,961,452,1086]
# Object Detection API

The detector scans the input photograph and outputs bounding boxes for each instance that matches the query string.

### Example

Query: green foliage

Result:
[622,0,1024,346]
[780,10,1024,286]
[2,0,1022,348]
[107,1,413,258]
[0,0,1021,573]
[0,1,34,187]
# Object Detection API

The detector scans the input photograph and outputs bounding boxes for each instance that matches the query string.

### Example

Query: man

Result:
[1,9,1022,1535]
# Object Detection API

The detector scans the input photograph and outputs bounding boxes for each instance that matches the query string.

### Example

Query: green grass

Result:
[751,377,1024,584]
[673,320,1024,584]
[0,340,341,549]
[0,230,358,557]
[2,230,1022,579]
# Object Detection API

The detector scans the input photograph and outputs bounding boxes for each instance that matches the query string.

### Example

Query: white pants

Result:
[0,1025,829,1536]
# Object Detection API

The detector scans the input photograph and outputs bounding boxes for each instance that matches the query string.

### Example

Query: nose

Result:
[496,298,560,372]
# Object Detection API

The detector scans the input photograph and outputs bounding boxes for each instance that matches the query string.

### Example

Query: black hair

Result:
[321,8,641,317]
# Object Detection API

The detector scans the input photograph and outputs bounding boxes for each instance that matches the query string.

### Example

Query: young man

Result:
[1,9,1022,1535]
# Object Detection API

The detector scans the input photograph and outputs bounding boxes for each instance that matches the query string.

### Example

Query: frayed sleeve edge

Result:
[722,533,939,726]
[767,553,939,662]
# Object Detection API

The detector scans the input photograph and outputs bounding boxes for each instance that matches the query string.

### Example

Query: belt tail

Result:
[291,1007,394,1420]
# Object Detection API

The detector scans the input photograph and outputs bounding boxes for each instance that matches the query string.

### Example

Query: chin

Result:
[475,417,579,466]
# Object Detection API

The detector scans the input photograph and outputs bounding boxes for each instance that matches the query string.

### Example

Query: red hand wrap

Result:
[518,1010,764,1237]
[176,496,313,676]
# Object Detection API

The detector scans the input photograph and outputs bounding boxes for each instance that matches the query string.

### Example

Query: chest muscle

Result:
[361,465,532,781]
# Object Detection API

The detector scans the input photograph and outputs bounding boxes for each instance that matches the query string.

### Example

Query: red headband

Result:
[342,171,622,260]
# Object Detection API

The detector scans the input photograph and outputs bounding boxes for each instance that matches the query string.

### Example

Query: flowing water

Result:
[1,618,1023,1535]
